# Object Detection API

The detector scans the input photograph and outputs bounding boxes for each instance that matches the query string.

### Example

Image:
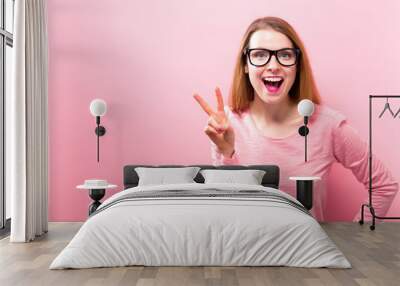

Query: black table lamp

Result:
[89,99,107,162]
[297,99,315,162]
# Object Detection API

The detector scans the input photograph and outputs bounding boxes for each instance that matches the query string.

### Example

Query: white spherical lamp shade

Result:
[298,99,315,117]
[90,99,107,117]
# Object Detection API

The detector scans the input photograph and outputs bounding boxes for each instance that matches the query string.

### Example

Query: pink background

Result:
[47,0,400,221]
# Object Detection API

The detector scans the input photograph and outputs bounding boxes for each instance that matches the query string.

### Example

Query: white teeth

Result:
[263,77,283,82]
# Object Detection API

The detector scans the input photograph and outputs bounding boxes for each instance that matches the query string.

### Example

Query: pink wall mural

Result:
[47,0,400,221]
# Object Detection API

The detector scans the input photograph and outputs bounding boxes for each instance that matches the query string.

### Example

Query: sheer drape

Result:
[8,0,48,242]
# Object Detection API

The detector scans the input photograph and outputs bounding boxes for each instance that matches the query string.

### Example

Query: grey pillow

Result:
[135,167,201,186]
[200,169,266,185]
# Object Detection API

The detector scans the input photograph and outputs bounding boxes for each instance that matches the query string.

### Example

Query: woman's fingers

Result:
[208,116,226,134]
[194,88,229,132]
[215,87,224,112]
[193,94,215,116]
[204,126,233,157]
[193,87,225,115]
[204,125,218,135]
[204,125,221,143]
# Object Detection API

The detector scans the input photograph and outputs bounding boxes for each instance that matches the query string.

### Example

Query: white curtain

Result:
[8,0,48,242]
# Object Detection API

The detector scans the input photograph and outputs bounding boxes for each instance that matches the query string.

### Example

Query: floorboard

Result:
[0,222,399,286]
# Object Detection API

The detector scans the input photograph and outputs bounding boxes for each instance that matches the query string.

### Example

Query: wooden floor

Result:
[0,222,399,286]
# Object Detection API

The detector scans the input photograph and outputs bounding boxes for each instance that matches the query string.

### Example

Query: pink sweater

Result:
[211,104,398,221]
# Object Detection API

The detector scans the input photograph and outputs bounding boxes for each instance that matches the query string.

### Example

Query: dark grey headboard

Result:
[123,165,280,189]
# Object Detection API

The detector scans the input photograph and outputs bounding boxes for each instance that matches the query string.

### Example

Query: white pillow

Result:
[200,169,266,185]
[135,167,200,186]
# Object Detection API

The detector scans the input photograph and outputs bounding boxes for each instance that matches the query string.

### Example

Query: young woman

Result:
[193,16,398,221]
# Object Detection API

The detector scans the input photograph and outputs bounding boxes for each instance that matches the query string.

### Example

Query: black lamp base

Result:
[296,180,313,210]
[88,189,105,215]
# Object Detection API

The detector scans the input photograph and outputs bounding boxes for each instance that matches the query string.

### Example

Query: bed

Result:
[50,165,350,269]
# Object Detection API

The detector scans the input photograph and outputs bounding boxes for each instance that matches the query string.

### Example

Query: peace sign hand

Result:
[193,87,235,158]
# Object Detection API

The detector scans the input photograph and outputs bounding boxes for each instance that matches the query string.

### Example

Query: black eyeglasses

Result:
[245,48,300,67]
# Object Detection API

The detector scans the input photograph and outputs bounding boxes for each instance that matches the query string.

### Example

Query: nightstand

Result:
[289,176,321,210]
[77,180,117,215]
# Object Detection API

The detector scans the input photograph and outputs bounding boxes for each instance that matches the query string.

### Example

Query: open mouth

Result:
[263,78,284,93]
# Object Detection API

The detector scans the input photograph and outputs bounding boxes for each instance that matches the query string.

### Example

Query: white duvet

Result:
[50,183,351,269]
